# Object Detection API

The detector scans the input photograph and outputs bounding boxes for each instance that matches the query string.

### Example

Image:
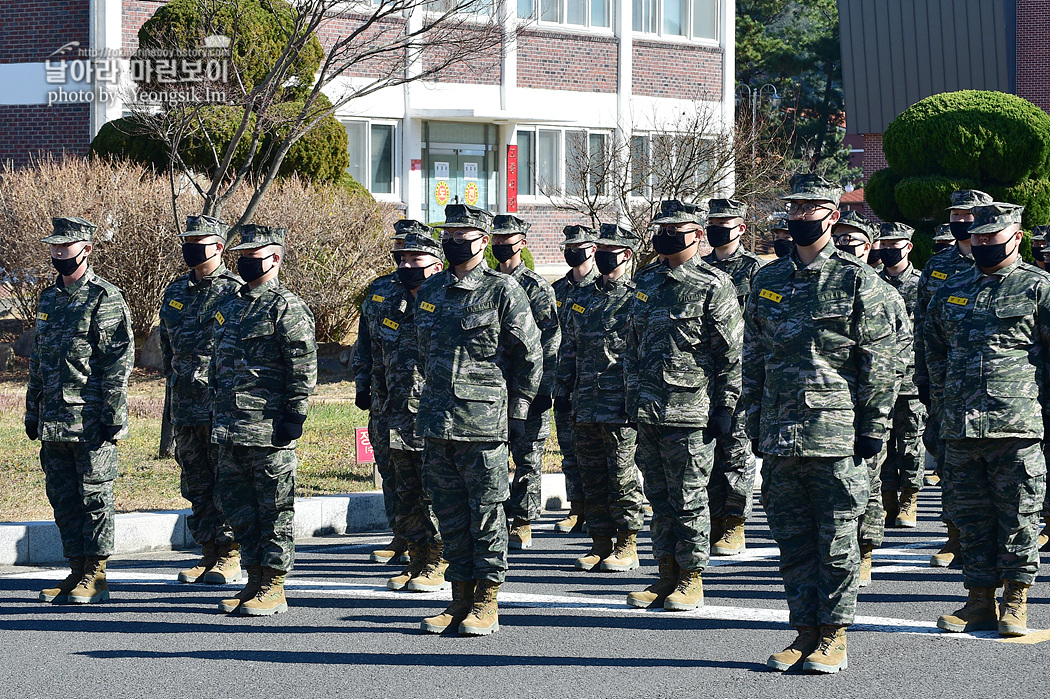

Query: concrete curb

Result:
[0,473,571,566]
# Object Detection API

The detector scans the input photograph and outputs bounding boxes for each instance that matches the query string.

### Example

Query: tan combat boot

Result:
[387,542,428,591]
[69,557,109,604]
[40,557,85,603]
[576,536,614,571]
[803,625,848,674]
[937,587,999,632]
[601,531,640,572]
[930,521,962,568]
[408,542,451,592]
[371,535,409,564]
[767,626,820,671]
[924,472,941,487]
[664,569,704,611]
[896,488,919,528]
[220,564,262,613]
[421,580,475,633]
[712,516,746,556]
[627,556,679,608]
[555,501,585,533]
[1038,522,1049,551]
[859,544,874,588]
[882,491,900,527]
[203,541,242,584]
[178,542,219,583]
[709,518,725,550]
[240,567,288,616]
[999,580,1031,637]
[509,518,532,550]
[459,580,500,635]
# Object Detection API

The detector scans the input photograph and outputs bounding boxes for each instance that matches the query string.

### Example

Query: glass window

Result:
[692,0,718,39]
[538,129,562,192]
[633,0,655,32]
[631,134,649,195]
[588,132,607,196]
[540,0,561,22]
[517,131,535,197]
[566,0,586,24]
[565,130,587,196]
[663,0,684,35]
[370,124,394,194]
[518,0,535,18]
[591,0,610,27]
[344,120,367,187]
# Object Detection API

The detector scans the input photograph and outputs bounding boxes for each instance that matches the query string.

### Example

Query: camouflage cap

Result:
[597,223,641,251]
[492,214,532,237]
[393,219,431,240]
[562,224,597,246]
[708,198,748,220]
[1030,225,1050,243]
[42,216,97,245]
[933,223,954,242]
[651,200,705,225]
[779,174,842,205]
[969,202,1025,236]
[400,230,443,258]
[229,224,286,251]
[879,222,915,242]
[179,214,230,240]
[438,203,493,232]
[770,214,790,233]
[945,189,993,212]
[833,210,877,243]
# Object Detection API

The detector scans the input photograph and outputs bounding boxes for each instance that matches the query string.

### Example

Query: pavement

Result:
[1,488,1048,698]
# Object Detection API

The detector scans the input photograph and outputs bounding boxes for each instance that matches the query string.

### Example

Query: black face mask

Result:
[564,248,591,268]
[397,266,429,290]
[182,242,216,268]
[652,232,696,256]
[933,241,952,253]
[880,246,906,268]
[773,239,794,258]
[491,243,518,264]
[594,250,624,275]
[706,225,737,249]
[787,215,831,247]
[972,238,1017,270]
[441,238,480,267]
[52,250,86,276]
[237,254,274,283]
[835,242,866,260]
[949,221,972,241]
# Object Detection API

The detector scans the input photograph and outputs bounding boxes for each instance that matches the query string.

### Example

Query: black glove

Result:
[531,394,553,415]
[100,424,121,443]
[553,396,572,414]
[855,436,883,459]
[704,406,733,443]
[917,384,930,407]
[509,418,526,443]
[354,391,371,411]
[25,420,38,441]
[274,413,307,446]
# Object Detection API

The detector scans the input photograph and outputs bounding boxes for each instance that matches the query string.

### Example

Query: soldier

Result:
[1030,226,1049,271]
[377,226,448,593]
[701,198,763,556]
[159,215,244,586]
[915,189,993,568]
[211,224,317,616]
[415,204,542,636]
[926,202,1048,638]
[771,215,793,258]
[491,214,560,550]
[551,225,600,533]
[29,217,134,605]
[624,201,743,613]
[353,225,411,564]
[747,175,896,674]
[555,223,646,573]
[932,224,955,254]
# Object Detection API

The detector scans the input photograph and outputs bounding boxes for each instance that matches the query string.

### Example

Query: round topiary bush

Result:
[894,174,976,223]
[864,167,905,223]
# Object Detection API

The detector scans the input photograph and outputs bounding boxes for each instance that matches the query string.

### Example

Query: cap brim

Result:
[778,192,837,202]
[400,246,442,256]
[41,234,83,244]
[651,215,702,225]
[945,204,977,211]
[229,241,270,251]
[178,230,226,239]
[435,222,487,230]
[562,236,596,245]
[968,222,1010,236]
[879,234,911,241]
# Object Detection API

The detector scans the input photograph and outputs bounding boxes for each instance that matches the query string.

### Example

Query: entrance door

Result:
[426,151,490,223]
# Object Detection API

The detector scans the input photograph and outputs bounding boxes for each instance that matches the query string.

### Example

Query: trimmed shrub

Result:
[989,178,1050,229]
[864,167,905,223]
[894,174,977,224]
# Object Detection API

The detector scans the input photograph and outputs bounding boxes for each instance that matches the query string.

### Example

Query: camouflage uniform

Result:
[26,218,134,560]
[416,206,542,584]
[211,226,317,573]
[744,177,897,628]
[924,204,1048,589]
[160,216,242,548]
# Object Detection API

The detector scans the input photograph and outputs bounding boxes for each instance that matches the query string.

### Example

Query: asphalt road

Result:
[2,488,1048,698]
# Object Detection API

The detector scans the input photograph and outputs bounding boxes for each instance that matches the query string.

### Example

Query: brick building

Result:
[0,0,735,270]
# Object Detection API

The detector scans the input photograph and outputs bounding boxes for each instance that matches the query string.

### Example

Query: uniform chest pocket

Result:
[669,301,705,351]
[461,309,499,359]
[991,300,1036,348]
[241,319,275,356]
[811,296,853,351]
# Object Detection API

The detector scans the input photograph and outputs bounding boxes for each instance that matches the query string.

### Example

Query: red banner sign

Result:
[355,427,375,464]
[507,145,518,213]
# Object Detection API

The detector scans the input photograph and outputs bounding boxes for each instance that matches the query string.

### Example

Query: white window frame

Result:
[342,117,402,200]
[627,130,719,201]
[516,126,614,203]
[518,0,616,33]
[632,0,720,45]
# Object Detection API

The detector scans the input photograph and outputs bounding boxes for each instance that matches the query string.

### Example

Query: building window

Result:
[517,130,535,196]
[344,119,399,196]
[537,129,562,192]
[518,127,611,198]
[631,134,650,196]
[521,0,612,28]
[634,0,717,40]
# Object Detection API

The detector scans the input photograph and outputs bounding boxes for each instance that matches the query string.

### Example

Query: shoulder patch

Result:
[168,299,184,311]
[215,311,225,325]
[930,271,948,280]
[420,302,436,313]
[636,291,649,303]
[947,296,968,306]
[759,289,783,303]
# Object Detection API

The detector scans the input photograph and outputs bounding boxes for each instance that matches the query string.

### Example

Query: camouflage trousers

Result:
[1043,443,1050,518]
[944,438,1046,588]
[425,438,510,584]
[40,440,117,558]
[369,412,397,534]
[554,410,583,503]
[215,445,297,572]
[174,424,234,547]
[924,414,954,524]
[574,423,645,537]
[762,455,868,627]
[708,406,755,520]
[858,450,885,549]
[507,409,551,522]
[635,424,713,572]
[390,447,440,547]
[880,396,927,494]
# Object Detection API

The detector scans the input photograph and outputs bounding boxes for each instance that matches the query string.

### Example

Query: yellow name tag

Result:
[382,318,399,330]
[556,300,563,308]
[571,303,585,314]
[168,300,184,310]
[759,289,783,303]
[215,311,225,325]
[931,271,948,280]
[372,294,385,303]
[947,296,968,306]
[420,302,436,313]
[36,312,48,321]
[636,292,648,303]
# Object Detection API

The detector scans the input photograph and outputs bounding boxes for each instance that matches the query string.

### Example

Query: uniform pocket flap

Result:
[662,366,705,388]
[596,371,623,390]
[453,382,503,402]
[812,297,853,319]
[461,310,499,330]
[669,301,705,320]
[804,389,854,409]
[235,392,268,410]
[994,302,1035,319]
[985,380,1037,398]
[242,320,274,339]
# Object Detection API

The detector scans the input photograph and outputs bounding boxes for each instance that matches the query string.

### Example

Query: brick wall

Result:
[1016,0,1050,113]
[317,14,407,80]
[517,30,617,93]
[0,104,91,166]
[123,0,168,52]
[632,41,721,99]
[423,30,502,85]
[517,204,592,265]
[1,0,90,63]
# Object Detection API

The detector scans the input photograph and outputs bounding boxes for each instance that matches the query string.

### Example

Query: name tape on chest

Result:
[571,303,586,314]
[382,318,399,330]
[215,311,225,325]
[420,301,436,313]
[930,271,948,280]
[168,299,185,311]
[635,292,649,303]
[556,300,563,308]
[36,312,48,321]
[947,296,969,306]
[371,294,385,304]
[759,289,783,303]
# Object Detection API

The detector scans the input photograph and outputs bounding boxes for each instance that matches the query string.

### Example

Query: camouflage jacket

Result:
[913,246,974,389]
[556,274,635,424]
[159,264,242,426]
[414,264,543,442]
[743,242,897,457]
[925,258,1050,440]
[877,275,913,399]
[210,278,317,448]
[880,264,922,397]
[552,266,599,326]
[26,269,134,443]
[507,262,561,401]
[625,257,743,428]
[352,272,398,413]
[375,288,427,451]
[702,246,765,308]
